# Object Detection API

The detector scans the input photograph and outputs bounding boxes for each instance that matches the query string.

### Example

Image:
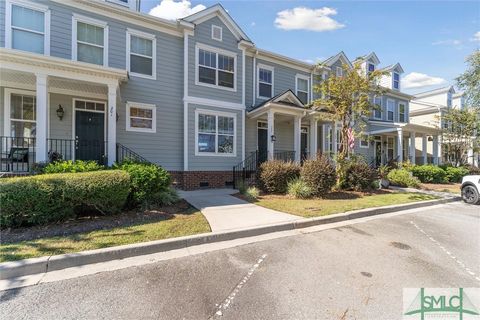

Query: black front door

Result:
[301,131,308,160]
[257,128,268,163]
[75,111,105,163]
[375,141,382,166]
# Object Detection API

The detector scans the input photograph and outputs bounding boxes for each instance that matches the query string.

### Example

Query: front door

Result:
[75,110,105,163]
[374,140,382,166]
[257,126,268,163]
[301,127,308,160]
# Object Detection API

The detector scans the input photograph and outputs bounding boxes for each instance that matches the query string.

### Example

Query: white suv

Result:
[461,175,480,204]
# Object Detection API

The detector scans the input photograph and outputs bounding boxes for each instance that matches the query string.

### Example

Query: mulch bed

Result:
[1,200,193,244]
[234,189,393,201]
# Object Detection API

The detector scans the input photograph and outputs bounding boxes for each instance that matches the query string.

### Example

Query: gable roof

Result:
[322,51,353,69]
[415,85,455,98]
[181,4,252,43]
[379,62,404,74]
[248,89,305,112]
[353,52,380,65]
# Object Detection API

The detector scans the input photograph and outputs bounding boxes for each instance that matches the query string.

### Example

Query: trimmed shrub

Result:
[411,165,447,183]
[339,160,377,191]
[445,166,469,183]
[259,160,300,193]
[287,178,313,199]
[0,170,130,228]
[151,187,179,206]
[387,169,420,188]
[43,160,104,174]
[300,156,336,196]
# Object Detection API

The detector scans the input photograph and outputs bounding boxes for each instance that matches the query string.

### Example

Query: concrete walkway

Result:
[178,189,301,232]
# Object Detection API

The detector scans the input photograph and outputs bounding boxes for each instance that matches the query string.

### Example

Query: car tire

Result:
[462,185,480,204]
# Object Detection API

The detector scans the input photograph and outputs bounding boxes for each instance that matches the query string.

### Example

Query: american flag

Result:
[347,127,355,150]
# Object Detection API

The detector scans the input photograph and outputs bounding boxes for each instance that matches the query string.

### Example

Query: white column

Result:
[433,135,439,165]
[409,132,416,164]
[422,134,428,164]
[107,83,117,166]
[309,118,318,159]
[35,73,48,162]
[437,135,443,165]
[322,124,328,154]
[397,128,403,163]
[332,122,338,158]
[267,109,274,160]
[293,115,302,163]
[467,148,474,165]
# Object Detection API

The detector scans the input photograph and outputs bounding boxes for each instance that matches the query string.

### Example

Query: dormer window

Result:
[393,72,400,90]
[336,67,343,77]
[212,25,222,41]
[368,63,375,74]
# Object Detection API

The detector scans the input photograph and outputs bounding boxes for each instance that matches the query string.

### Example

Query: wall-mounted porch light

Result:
[271,134,277,142]
[56,104,65,120]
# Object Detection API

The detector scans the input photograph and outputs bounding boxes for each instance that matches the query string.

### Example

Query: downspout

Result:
[183,30,189,172]
[252,50,257,106]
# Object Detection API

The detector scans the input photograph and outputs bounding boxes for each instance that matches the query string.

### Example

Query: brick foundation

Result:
[169,171,234,190]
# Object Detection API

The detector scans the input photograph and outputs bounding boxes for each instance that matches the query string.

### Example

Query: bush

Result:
[444,166,469,183]
[243,186,260,201]
[465,165,480,175]
[150,187,179,207]
[387,169,420,188]
[259,160,300,193]
[300,156,336,196]
[114,161,171,207]
[0,170,130,228]
[411,165,447,183]
[287,178,313,199]
[338,159,377,191]
[43,160,104,174]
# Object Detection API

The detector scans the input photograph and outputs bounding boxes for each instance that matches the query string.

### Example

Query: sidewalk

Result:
[178,189,301,231]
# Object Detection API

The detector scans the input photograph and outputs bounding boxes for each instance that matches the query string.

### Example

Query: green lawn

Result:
[251,191,438,218]
[0,209,210,262]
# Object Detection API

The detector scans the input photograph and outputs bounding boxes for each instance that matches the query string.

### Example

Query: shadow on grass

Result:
[407,194,436,201]
[323,191,361,200]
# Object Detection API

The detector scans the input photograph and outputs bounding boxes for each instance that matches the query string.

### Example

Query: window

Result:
[127,29,156,79]
[368,63,375,74]
[196,111,236,156]
[296,75,309,104]
[126,102,156,133]
[9,93,36,138]
[73,15,108,66]
[393,72,400,90]
[211,25,222,41]
[258,65,273,98]
[75,100,105,111]
[373,96,382,119]
[360,136,369,148]
[197,45,235,90]
[387,137,394,161]
[399,103,406,122]
[336,67,343,77]
[6,0,50,55]
[387,99,395,121]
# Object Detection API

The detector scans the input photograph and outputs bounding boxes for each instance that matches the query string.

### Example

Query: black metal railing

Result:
[0,136,36,172]
[116,143,151,164]
[48,138,107,165]
[273,150,296,162]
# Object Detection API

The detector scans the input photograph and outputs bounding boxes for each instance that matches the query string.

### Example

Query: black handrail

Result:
[116,143,151,164]
[0,136,35,172]
[47,138,107,165]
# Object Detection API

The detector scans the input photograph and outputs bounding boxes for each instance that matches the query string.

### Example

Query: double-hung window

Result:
[9,92,36,138]
[127,29,156,79]
[336,66,343,77]
[126,102,156,133]
[73,15,108,66]
[393,72,400,90]
[368,63,375,75]
[387,99,395,121]
[296,75,309,104]
[258,65,273,99]
[398,103,406,122]
[196,111,236,156]
[373,97,382,119]
[197,45,236,90]
[6,0,50,55]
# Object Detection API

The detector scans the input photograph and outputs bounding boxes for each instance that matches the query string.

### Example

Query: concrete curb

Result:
[0,197,459,280]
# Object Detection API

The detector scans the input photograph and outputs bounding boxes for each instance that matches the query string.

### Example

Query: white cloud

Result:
[149,0,206,21]
[274,7,345,32]
[402,72,447,89]
[432,39,462,46]
[250,22,256,27]
[470,31,480,42]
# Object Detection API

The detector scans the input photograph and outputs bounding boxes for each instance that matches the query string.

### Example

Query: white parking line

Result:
[409,220,480,283]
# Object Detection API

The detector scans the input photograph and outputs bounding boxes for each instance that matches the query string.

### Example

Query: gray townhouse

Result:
[0,0,443,189]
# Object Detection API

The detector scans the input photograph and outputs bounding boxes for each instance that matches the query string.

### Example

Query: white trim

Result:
[3,88,37,139]
[5,0,51,56]
[398,102,406,123]
[184,96,245,110]
[183,30,189,171]
[257,63,274,99]
[211,25,222,41]
[392,71,400,91]
[241,109,245,162]
[194,108,237,157]
[125,101,156,133]
[249,49,313,73]
[387,98,395,121]
[256,120,267,151]
[72,14,109,67]
[195,43,237,92]
[126,28,156,80]
[241,48,246,107]
[106,0,131,8]
[373,96,382,120]
[295,74,310,104]
[336,66,343,77]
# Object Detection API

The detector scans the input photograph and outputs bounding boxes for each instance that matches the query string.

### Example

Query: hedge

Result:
[387,169,420,188]
[0,170,130,228]
[410,165,447,183]
[259,160,300,193]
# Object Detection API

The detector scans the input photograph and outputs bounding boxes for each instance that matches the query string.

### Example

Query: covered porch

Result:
[0,48,127,173]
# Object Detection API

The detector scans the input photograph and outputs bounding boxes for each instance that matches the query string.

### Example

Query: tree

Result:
[456,50,480,109]
[311,62,387,160]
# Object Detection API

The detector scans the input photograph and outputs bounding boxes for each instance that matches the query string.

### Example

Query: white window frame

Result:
[257,63,274,99]
[126,28,156,80]
[387,99,395,121]
[211,25,222,41]
[295,74,310,104]
[126,102,156,133]
[360,135,369,149]
[392,72,400,90]
[195,109,237,157]
[398,102,406,123]
[3,88,37,139]
[195,43,237,92]
[336,66,343,77]
[368,63,375,73]
[72,14,109,67]
[5,0,51,55]
[373,96,382,120]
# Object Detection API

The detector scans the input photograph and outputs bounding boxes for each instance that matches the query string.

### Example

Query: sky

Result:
[140,0,480,94]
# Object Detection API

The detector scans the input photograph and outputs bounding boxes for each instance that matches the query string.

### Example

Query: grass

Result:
[0,207,210,262]
[248,191,439,218]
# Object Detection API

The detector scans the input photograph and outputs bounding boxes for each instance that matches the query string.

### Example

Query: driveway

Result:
[179,188,300,231]
[1,202,478,319]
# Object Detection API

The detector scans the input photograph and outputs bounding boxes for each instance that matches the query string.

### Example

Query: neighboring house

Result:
[0,0,444,189]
